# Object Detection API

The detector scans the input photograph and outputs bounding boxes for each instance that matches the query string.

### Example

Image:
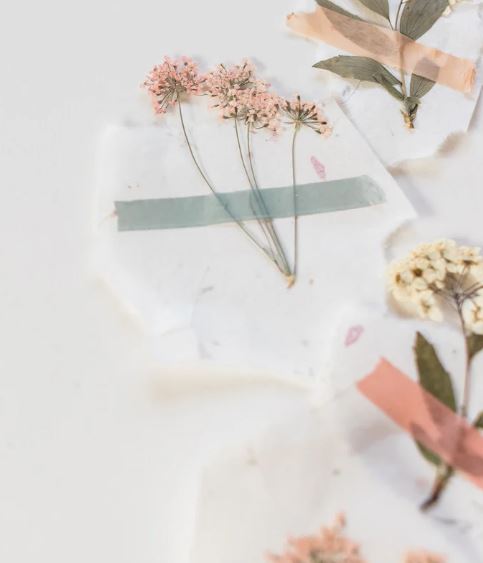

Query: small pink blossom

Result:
[282,95,331,136]
[404,551,446,563]
[267,514,366,563]
[204,61,282,132]
[143,56,204,115]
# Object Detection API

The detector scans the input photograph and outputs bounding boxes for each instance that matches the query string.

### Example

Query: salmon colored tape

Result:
[358,359,483,488]
[287,7,476,93]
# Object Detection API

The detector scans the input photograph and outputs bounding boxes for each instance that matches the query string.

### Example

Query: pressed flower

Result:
[143,56,204,114]
[404,550,446,563]
[267,514,366,563]
[282,95,331,136]
[387,239,483,323]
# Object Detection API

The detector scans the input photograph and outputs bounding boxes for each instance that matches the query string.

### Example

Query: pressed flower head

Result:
[282,95,331,136]
[143,56,204,114]
[267,514,366,563]
[204,61,280,130]
[404,550,445,563]
[387,239,483,329]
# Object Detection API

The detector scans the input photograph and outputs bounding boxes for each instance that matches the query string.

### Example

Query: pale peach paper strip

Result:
[287,7,476,93]
[358,359,483,489]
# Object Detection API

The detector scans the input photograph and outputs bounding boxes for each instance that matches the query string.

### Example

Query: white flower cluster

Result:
[387,240,483,329]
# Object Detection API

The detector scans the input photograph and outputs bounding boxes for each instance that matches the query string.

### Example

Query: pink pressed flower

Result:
[204,61,281,131]
[267,515,367,563]
[404,550,446,563]
[143,56,204,115]
[282,95,331,136]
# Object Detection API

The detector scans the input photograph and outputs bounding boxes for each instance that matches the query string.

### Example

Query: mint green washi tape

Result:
[115,175,385,231]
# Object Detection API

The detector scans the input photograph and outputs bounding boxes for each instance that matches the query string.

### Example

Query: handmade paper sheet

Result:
[289,0,483,165]
[94,97,414,382]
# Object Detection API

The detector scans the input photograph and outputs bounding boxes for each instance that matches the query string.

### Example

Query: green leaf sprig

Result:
[313,0,450,128]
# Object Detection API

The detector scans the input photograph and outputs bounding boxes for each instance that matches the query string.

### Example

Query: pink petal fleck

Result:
[345,325,364,347]
[311,156,326,180]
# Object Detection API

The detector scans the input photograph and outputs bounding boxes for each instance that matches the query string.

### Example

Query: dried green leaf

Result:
[314,56,401,87]
[357,0,389,19]
[468,333,483,360]
[374,74,404,101]
[399,0,450,40]
[416,441,443,467]
[474,411,483,429]
[414,332,457,412]
[413,332,456,468]
[315,0,363,20]
[410,74,436,99]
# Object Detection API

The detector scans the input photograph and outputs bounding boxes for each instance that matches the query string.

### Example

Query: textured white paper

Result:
[190,323,483,562]
[95,98,414,382]
[291,0,483,166]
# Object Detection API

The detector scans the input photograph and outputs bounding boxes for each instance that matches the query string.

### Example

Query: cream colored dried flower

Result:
[387,240,483,328]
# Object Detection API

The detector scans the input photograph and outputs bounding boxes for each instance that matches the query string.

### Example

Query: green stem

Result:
[291,125,300,282]
[242,122,293,281]
[177,100,279,269]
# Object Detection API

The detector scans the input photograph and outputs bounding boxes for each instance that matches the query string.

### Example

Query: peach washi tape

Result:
[287,7,476,93]
[358,359,483,489]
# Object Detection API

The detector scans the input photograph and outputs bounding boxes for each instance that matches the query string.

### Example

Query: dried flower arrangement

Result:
[267,514,445,562]
[388,239,483,509]
[313,0,455,128]
[143,57,331,286]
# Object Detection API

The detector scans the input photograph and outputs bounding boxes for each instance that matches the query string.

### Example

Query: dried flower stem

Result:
[177,98,281,270]
[291,124,300,283]
[234,120,284,272]
[240,121,294,282]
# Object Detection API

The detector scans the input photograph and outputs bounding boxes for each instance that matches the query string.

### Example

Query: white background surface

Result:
[1,1,482,562]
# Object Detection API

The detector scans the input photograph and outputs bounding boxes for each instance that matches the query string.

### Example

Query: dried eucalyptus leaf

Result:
[468,333,483,360]
[314,56,401,86]
[315,0,363,20]
[410,74,436,99]
[357,0,389,19]
[414,332,457,412]
[399,0,450,40]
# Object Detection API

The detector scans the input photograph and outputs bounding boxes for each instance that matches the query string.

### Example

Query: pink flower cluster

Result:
[143,56,330,136]
[203,61,282,131]
[404,551,445,563]
[267,514,366,563]
[144,56,204,114]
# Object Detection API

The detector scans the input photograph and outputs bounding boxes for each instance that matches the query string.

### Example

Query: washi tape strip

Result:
[287,7,476,93]
[358,359,483,488]
[115,175,384,231]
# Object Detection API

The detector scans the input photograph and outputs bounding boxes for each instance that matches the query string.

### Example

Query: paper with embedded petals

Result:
[95,98,414,382]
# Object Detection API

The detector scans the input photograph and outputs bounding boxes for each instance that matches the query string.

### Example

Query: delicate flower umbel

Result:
[282,95,331,136]
[143,56,204,114]
[204,62,281,132]
[204,61,265,117]
[387,239,483,326]
[267,514,366,563]
[404,550,446,563]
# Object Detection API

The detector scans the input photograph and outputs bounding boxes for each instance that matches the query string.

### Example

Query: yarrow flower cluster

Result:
[204,62,283,132]
[267,514,366,563]
[404,551,445,563]
[144,56,204,114]
[387,240,483,329]
[282,95,331,136]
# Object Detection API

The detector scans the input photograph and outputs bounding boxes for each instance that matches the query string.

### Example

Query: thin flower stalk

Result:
[282,96,331,282]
